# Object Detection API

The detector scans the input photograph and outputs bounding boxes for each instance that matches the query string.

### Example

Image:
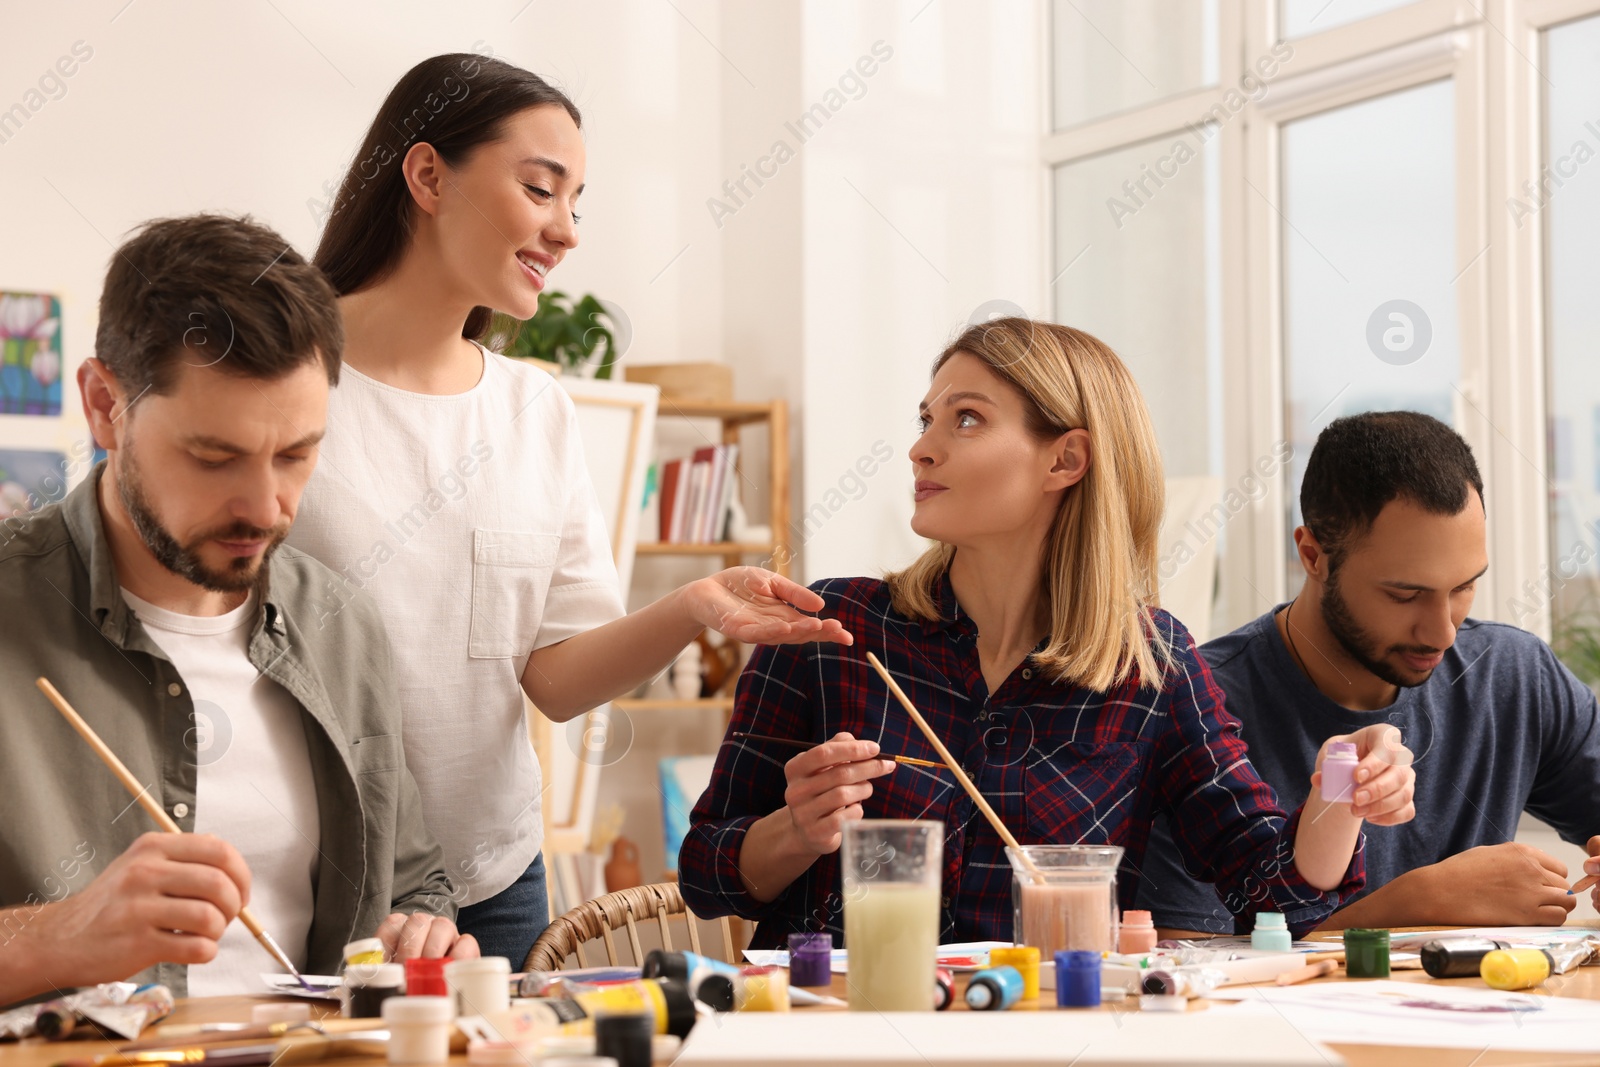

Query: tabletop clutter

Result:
[11,837,1600,1067]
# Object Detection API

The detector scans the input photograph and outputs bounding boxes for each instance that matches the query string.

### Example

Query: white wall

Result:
[797,0,1046,582]
[0,0,729,458]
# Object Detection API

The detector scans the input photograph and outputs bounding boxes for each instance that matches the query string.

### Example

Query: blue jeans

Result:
[456,852,550,969]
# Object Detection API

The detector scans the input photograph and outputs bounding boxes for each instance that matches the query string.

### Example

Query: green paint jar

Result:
[1343,928,1391,978]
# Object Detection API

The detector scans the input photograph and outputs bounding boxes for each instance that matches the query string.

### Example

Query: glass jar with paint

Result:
[1005,844,1122,990]
[842,819,943,1012]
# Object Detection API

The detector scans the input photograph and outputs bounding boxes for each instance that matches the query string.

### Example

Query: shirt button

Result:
[942,895,951,909]
[172,802,189,819]
[1022,668,1033,680]
[167,683,182,697]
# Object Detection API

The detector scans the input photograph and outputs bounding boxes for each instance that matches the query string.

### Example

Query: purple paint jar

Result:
[788,932,833,987]
[1321,741,1360,803]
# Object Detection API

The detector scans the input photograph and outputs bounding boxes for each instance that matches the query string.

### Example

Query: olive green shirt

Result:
[0,465,457,998]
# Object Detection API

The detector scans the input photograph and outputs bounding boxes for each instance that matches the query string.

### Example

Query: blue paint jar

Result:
[963,966,1024,1011]
[1055,950,1101,1008]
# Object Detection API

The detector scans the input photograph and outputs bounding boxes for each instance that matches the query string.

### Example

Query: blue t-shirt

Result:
[1135,605,1600,933]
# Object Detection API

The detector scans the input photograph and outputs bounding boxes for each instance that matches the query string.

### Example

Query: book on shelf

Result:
[650,445,742,545]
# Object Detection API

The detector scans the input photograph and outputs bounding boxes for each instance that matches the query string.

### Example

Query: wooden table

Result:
[6,947,1600,1067]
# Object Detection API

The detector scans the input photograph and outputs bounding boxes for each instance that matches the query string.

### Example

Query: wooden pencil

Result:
[35,677,314,990]
[729,731,943,769]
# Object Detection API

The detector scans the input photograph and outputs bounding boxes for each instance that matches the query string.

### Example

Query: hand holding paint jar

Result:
[1312,725,1416,826]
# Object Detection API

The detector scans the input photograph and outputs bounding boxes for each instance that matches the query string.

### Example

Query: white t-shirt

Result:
[286,348,625,904]
[119,588,319,997]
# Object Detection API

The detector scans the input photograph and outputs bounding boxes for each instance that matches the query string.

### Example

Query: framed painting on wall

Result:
[0,292,63,417]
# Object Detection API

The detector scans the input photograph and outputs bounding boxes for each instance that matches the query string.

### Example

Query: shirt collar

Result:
[919,568,968,636]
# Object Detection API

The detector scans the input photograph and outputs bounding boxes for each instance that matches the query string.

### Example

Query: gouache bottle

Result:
[1320,741,1360,803]
[1118,910,1157,955]
[1251,912,1292,953]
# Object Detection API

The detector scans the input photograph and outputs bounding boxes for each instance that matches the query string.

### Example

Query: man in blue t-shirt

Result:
[1138,411,1600,933]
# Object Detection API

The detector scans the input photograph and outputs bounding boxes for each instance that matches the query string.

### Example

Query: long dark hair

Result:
[314,53,581,341]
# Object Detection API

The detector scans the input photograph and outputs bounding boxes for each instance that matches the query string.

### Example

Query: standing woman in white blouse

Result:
[287,53,850,967]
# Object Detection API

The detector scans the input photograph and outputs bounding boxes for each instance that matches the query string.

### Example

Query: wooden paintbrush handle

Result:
[864,653,1041,878]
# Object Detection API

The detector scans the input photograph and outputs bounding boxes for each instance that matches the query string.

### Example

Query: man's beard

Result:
[1321,568,1439,688]
[117,445,286,594]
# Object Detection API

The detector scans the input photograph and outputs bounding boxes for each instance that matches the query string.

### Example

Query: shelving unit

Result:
[613,397,790,716]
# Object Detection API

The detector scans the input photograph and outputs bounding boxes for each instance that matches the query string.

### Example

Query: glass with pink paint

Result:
[1006,845,1123,977]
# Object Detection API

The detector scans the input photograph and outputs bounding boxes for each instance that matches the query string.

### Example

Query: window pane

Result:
[1280,0,1419,39]
[1280,81,1459,594]
[1053,131,1224,633]
[1544,14,1600,686]
[1052,0,1217,130]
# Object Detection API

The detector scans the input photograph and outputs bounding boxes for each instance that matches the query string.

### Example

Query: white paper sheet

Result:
[259,973,343,1000]
[1207,979,1600,1053]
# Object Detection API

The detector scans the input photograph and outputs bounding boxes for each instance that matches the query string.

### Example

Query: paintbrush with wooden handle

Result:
[35,677,314,991]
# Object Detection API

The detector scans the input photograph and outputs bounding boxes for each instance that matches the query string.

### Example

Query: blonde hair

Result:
[885,318,1173,691]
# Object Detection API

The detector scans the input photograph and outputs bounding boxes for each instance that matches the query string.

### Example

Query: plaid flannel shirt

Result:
[680,573,1364,949]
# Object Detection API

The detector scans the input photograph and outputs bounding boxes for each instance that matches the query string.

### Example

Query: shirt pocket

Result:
[1024,741,1149,844]
[468,530,561,660]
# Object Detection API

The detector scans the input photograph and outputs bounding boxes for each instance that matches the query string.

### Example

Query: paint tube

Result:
[486,977,696,1040]
[640,950,744,1011]
[1,982,173,1041]
[1140,966,1228,999]
[1421,935,1599,979]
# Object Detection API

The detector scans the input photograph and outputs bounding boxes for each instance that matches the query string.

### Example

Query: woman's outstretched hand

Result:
[684,567,854,645]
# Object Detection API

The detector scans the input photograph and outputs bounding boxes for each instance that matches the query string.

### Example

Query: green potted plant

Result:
[488,291,622,379]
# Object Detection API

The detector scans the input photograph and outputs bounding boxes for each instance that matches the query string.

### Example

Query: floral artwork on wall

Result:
[0,292,63,416]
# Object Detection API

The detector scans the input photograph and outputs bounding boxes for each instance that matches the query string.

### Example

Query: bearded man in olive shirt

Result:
[0,215,476,1007]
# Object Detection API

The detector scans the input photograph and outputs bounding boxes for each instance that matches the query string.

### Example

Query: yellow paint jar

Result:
[990,947,1041,999]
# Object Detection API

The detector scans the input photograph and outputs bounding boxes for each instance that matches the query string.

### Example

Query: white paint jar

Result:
[444,956,511,1018]
[381,995,453,1064]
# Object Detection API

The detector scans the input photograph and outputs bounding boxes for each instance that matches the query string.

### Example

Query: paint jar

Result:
[735,966,790,1011]
[594,1011,653,1067]
[787,932,832,987]
[964,966,1024,1011]
[445,956,511,1018]
[344,937,387,967]
[1007,845,1122,991]
[1343,928,1391,978]
[345,962,405,1019]
[1481,948,1552,991]
[933,968,954,1011]
[1118,910,1158,955]
[1054,950,1101,1008]
[382,996,453,1065]
[988,946,1040,999]
[842,820,942,1011]
[403,957,449,998]
[1320,742,1360,803]
[1251,912,1292,953]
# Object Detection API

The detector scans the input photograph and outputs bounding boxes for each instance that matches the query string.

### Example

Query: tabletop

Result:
[6,934,1600,1067]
